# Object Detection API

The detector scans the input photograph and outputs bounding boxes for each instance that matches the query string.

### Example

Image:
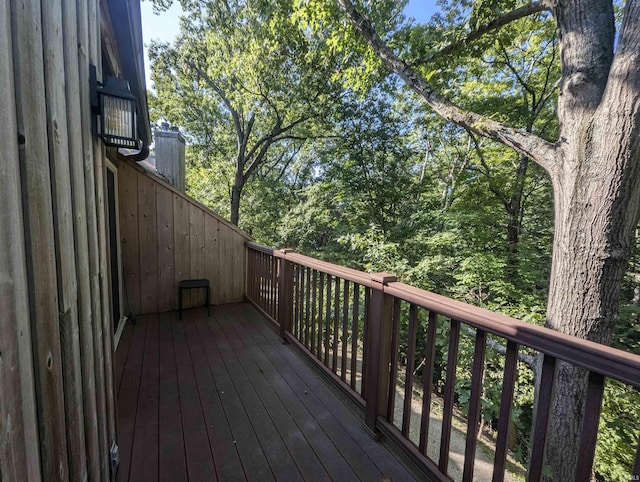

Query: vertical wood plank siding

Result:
[0,2,41,478]
[78,0,111,476]
[11,0,70,478]
[62,0,101,477]
[2,0,148,479]
[42,0,88,478]
[118,160,250,315]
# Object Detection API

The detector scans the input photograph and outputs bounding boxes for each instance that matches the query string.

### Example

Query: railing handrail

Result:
[385,282,640,387]
[247,241,374,287]
[246,241,640,387]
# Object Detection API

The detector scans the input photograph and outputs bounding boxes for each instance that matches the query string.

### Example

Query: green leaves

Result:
[150,0,347,224]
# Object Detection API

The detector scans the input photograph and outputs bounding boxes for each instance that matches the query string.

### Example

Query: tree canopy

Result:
[149,0,345,225]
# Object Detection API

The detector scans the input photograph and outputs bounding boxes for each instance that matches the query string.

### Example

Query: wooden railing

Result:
[245,242,640,481]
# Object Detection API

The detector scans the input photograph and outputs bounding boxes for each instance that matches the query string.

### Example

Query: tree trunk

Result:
[230,184,242,226]
[540,78,640,481]
[505,155,529,283]
[230,166,244,226]
[534,2,640,478]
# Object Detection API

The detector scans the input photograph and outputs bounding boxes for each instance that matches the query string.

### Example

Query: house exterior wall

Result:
[117,160,249,316]
[0,0,136,480]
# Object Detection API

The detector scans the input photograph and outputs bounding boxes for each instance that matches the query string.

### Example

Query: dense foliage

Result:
[149,0,640,479]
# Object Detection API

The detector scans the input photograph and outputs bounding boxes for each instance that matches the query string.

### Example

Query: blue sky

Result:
[140,0,439,89]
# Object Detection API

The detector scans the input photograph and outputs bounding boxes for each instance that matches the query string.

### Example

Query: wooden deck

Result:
[115,303,419,481]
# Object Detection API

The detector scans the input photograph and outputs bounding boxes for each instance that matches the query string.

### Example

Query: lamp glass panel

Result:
[103,95,135,140]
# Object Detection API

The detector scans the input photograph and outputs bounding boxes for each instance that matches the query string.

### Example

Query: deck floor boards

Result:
[117,303,418,482]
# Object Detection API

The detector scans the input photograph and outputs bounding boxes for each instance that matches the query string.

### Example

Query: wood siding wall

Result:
[117,160,249,316]
[1,0,119,480]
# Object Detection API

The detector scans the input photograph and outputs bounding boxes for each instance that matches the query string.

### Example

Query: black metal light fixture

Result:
[90,65,139,149]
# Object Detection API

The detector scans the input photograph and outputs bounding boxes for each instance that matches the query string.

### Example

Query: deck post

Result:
[277,249,295,341]
[364,273,397,437]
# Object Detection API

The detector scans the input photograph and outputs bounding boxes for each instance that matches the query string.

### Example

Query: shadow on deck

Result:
[115,303,420,481]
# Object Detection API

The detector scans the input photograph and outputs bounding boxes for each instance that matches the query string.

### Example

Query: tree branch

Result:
[468,131,511,207]
[337,0,558,175]
[413,1,550,65]
[188,61,245,152]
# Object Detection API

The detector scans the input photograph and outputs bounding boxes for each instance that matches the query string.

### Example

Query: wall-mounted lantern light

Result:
[90,65,139,149]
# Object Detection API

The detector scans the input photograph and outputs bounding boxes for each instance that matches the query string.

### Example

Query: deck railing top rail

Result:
[246,241,640,388]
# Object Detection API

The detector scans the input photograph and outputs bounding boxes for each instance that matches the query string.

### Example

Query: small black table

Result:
[178,279,211,320]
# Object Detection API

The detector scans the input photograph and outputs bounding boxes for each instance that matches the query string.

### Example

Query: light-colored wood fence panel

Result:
[233,231,246,301]
[157,184,176,312]
[139,174,159,314]
[174,194,192,307]
[189,204,206,307]
[218,223,232,304]
[118,161,250,314]
[119,161,141,315]
[204,216,221,305]
[0,3,41,478]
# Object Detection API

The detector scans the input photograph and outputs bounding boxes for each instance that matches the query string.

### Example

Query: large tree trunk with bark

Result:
[230,173,243,226]
[543,142,640,478]
[337,0,640,479]
[540,2,640,476]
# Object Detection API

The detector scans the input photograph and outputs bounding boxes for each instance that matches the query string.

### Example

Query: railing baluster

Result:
[248,250,252,300]
[317,272,324,361]
[634,431,640,481]
[305,267,311,349]
[253,250,258,304]
[291,264,296,337]
[333,277,340,373]
[402,303,419,438]
[492,341,519,482]
[528,354,557,481]
[267,253,272,313]
[361,287,371,398]
[574,371,605,482]
[324,276,332,367]
[267,255,272,315]
[254,250,258,301]
[271,256,278,318]
[351,284,360,390]
[387,298,401,422]
[341,280,350,382]
[262,251,267,311]
[261,251,266,311]
[419,311,438,455]
[439,318,461,474]
[463,328,488,482]
[260,252,266,311]
[296,264,303,339]
[311,270,318,356]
